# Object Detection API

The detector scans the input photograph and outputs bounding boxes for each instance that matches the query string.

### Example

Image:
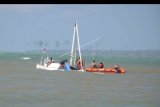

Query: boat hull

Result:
[84,68,126,74]
[36,63,60,70]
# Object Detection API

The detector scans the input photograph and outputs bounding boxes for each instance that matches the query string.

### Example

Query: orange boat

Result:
[84,68,126,74]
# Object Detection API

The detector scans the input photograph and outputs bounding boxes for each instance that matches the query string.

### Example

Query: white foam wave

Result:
[20,57,31,60]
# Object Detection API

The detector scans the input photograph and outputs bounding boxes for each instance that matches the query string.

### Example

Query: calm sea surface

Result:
[0,50,160,107]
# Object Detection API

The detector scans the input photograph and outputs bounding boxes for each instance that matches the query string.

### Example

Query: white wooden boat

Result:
[36,49,60,71]
[36,63,60,71]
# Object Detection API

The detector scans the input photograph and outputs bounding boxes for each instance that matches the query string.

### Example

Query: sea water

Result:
[0,50,160,107]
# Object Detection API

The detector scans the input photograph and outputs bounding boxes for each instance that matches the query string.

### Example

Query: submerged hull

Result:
[36,63,60,71]
[84,68,126,74]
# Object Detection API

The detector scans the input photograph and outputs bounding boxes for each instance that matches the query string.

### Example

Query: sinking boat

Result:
[36,63,60,71]
[36,49,60,71]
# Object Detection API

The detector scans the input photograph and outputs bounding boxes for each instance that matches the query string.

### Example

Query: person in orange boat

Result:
[91,60,97,68]
[98,62,104,68]
[113,64,121,73]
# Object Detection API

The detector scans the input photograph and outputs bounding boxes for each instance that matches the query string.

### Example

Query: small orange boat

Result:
[84,68,126,74]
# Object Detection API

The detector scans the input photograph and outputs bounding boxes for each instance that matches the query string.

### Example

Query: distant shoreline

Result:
[1,50,160,57]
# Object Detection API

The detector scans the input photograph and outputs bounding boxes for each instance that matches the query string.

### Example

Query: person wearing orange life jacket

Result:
[76,57,84,70]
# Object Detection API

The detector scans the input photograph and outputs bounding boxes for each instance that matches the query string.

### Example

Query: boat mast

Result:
[75,21,83,71]
[70,22,76,66]
[70,21,84,71]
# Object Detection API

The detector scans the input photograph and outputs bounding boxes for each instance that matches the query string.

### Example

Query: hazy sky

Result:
[0,4,160,52]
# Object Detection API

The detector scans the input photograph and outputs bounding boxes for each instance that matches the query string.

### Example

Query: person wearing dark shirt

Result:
[98,62,104,68]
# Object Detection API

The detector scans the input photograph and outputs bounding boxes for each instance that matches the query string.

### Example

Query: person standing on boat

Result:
[47,57,54,67]
[76,57,84,70]
[91,60,97,68]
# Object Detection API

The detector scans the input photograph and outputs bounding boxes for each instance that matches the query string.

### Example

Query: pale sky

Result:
[0,4,160,52]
